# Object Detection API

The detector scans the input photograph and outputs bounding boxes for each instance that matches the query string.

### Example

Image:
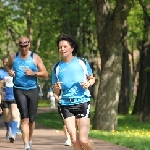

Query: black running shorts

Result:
[13,87,39,122]
[2,100,16,108]
[58,101,90,119]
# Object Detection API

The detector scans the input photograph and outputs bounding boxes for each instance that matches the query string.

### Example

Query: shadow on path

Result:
[0,107,134,150]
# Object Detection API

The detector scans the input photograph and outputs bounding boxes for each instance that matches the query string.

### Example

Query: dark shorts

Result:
[13,87,39,122]
[58,101,90,120]
[2,100,16,108]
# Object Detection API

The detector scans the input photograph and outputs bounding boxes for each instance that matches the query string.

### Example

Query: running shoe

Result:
[16,128,22,135]
[6,130,10,139]
[64,139,72,146]
[29,141,32,150]
[9,135,15,143]
[24,145,30,150]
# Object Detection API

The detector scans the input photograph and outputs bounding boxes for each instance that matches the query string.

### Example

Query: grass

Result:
[38,99,51,107]
[36,100,150,150]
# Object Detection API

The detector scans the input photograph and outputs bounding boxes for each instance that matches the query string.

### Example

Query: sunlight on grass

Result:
[89,114,150,150]
[38,99,51,107]
[36,106,150,150]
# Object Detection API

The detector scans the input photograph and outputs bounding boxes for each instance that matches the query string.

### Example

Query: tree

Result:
[93,0,134,131]
[118,39,131,114]
[133,0,150,121]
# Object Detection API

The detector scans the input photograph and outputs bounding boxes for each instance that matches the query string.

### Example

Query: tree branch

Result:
[35,23,42,53]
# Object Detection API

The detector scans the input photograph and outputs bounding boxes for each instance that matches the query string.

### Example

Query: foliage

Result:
[0,0,62,69]
[0,0,97,72]
[0,0,143,69]
[127,1,143,50]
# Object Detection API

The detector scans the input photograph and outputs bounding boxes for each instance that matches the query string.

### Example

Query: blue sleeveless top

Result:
[0,69,15,100]
[12,52,38,90]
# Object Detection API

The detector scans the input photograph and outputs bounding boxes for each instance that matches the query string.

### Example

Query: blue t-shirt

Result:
[0,69,15,100]
[52,56,92,105]
[12,52,38,90]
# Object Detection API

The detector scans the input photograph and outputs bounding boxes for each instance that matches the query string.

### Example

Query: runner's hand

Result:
[54,81,62,90]
[24,68,35,76]
[81,81,90,89]
[52,81,62,96]
[8,70,15,77]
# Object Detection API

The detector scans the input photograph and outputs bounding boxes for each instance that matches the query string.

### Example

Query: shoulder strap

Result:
[15,52,33,58]
[16,52,19,57]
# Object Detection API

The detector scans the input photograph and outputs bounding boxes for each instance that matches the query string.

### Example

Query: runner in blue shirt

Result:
[52,34,95,150]
[0,57,20,143]
[5,37,48,150]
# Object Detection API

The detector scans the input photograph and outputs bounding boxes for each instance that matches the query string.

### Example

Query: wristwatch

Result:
[34,72,37,77]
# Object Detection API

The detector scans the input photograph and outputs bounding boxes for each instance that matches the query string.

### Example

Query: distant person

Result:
[5,37,48,150]
[52,34,95,150]
[54,93,71,146]
[38,85,43,98]
[63,123,72,146]
[0,57,19,143]
[47,87,56,108]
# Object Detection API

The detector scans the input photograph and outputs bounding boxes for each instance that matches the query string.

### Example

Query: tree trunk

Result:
[132,1,150,119]
[134,1,150,121]
[93,0,133,131]
[132,45,147,114]
[92,53,101,106]
[118,20,131,114]
[118,46,131,114]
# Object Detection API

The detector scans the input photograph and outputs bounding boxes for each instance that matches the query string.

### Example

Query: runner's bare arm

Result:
[53,92,60,102]
[5,54,15,77]
[34,54,48,78]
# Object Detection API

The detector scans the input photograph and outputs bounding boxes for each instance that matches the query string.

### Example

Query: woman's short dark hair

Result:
[56,34,78,54]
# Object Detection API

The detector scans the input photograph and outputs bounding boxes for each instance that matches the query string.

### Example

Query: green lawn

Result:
[36,100,150,150]
[38,99,51,107]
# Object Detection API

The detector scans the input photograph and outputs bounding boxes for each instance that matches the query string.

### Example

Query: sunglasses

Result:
[19,45,29,48]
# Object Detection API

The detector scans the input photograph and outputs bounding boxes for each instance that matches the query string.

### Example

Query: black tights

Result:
[13,88,38,122]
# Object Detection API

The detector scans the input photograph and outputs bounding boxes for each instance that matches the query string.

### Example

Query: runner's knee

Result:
[79,137,89,146]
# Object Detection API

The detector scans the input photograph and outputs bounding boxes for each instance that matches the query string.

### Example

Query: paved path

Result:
[0,107,134,150]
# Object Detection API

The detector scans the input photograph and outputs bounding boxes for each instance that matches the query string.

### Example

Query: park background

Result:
[0,1,150,149]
